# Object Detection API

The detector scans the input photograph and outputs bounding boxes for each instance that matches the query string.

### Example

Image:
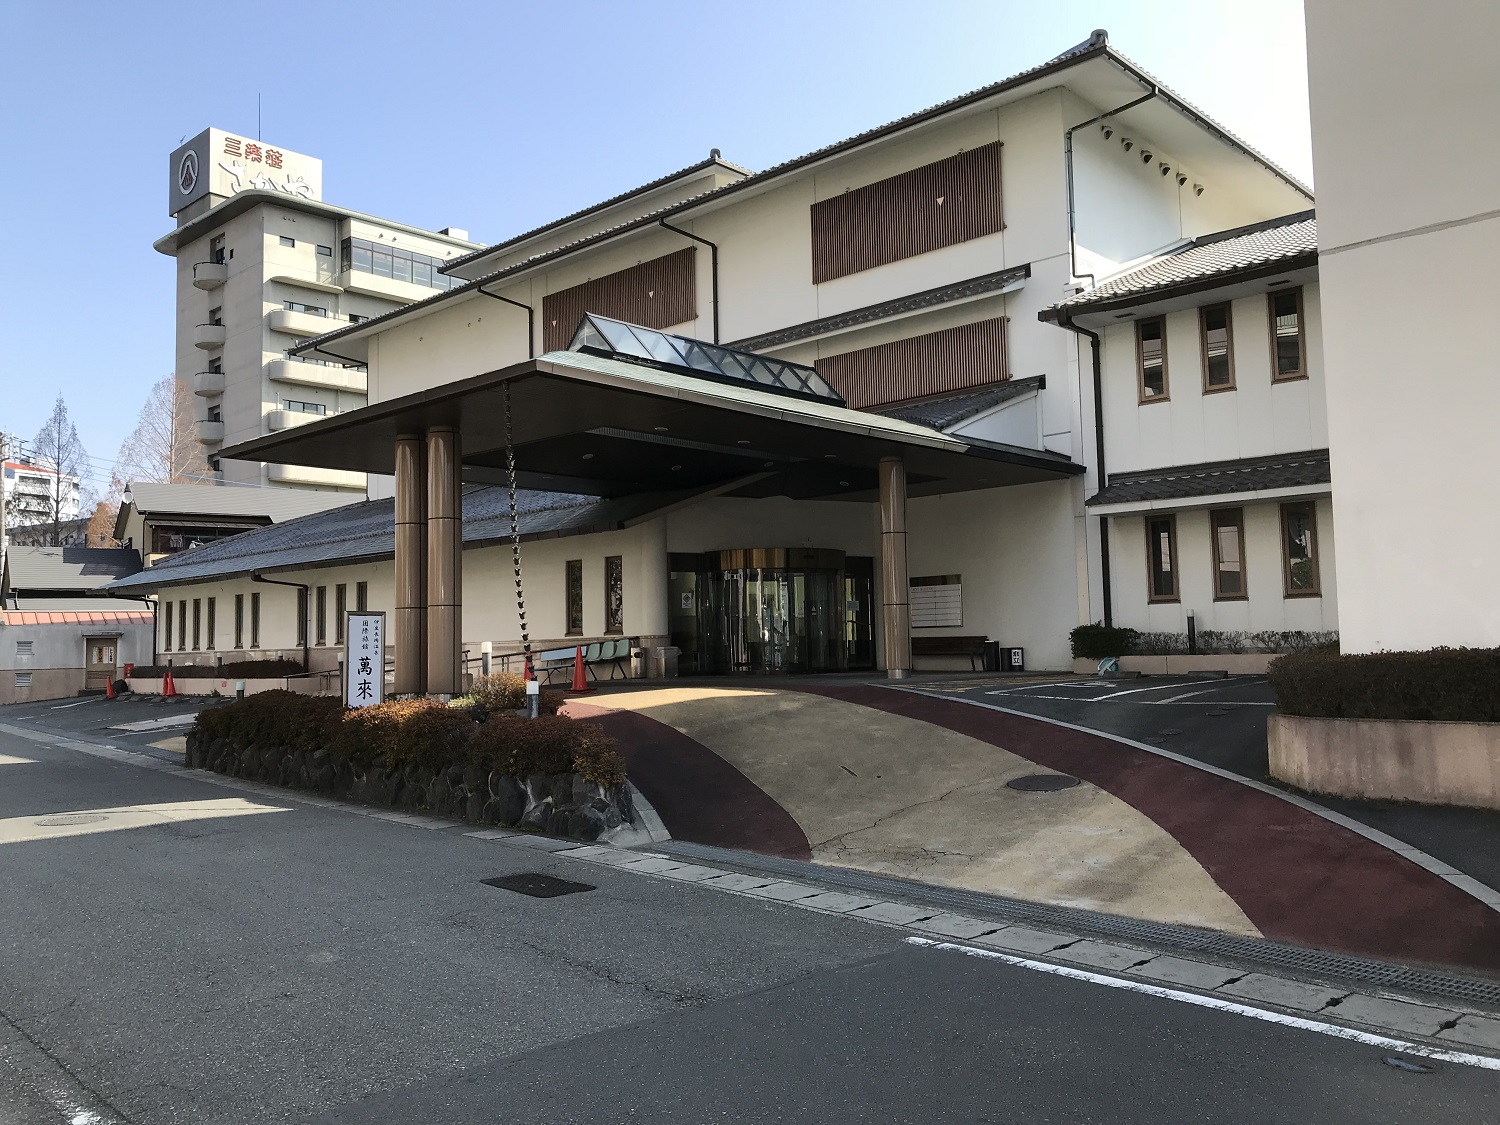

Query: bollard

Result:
[525,676,540,720]
[236,681,246,700]
[1187,610,1197,655]
[480,640,492,679]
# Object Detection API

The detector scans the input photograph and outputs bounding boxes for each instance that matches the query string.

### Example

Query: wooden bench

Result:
[911,635,990,671]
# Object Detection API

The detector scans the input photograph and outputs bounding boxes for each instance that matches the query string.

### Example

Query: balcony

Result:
[268,308,335,337]
[266,358,367,393]
[193,371,225,397]
[194,323,227,350]
[196,420,225,445]
[192,262,228,290]
[267,464,365,490]
[266,408,324,432]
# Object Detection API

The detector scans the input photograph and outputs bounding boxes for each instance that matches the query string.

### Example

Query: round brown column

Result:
[393,434,428,696]
[426,425,463,697]
[879,455,911,679]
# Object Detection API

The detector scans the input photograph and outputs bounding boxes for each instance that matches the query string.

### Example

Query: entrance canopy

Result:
[222,322,1081,502]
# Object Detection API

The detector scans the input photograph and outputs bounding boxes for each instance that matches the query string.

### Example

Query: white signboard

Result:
[344,612,385,708]
[169,128,323,215]
[910,582,963,629]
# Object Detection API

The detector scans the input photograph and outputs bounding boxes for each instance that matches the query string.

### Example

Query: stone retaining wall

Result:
[184,729,636,840]
[1269,713,1500,810]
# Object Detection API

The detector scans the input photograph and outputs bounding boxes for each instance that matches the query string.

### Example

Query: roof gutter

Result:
[1065,90,1160,289]
[252,572,310,672]
[475,285,536,358]
[658,219,720,343]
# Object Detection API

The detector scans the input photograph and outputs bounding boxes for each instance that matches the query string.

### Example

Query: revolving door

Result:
[670,549,875,675]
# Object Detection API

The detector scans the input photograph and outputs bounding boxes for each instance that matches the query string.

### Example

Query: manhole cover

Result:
[1156,728,1184,736]
[1006,773,1081,793]
[35,814,107,827]
[481,873,595,898]
[1205,709,1231,716]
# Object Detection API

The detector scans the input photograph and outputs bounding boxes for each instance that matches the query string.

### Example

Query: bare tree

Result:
[112,374,208,494]
[30,395,89,547]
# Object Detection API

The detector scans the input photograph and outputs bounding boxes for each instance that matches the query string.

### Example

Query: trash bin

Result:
[981,641,1002,672]
[630,647,647,679]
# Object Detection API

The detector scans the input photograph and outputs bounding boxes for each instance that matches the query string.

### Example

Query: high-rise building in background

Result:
[154,129,480,493]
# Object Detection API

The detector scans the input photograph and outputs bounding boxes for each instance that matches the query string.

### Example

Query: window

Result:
[1137,317,1168,402]
[296,588,309,647]
[283,300,327,316]
[235,594,244,649]
[347,313,369,324]
[1211,509,1247,600]
[316,244,333,257]
[1146,515,1179,602]
[208,405,222,422]
[178,599,188,650]
[910,575,963,628]
[192,598,202,650]
[355,581,368,611]
[209,357,223,373]
[206,597,216,650]
[250,591,261,647]
[208,306,223,325]
[566,560,584,635]
[1281,502,1321,596]
[1200,304,1235,392]
[604,556,624,634]
[1270,287,1306,381]
[280,235,296,247]
[315,585,327,645]
[210,234,226,265]
[282,399,328,416]
[335,584,347,643]
[163,601,174,651]
[339,238,462,293]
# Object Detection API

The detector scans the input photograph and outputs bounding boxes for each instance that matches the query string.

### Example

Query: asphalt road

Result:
[946,675,1500,894]
[1,707,1498,1123]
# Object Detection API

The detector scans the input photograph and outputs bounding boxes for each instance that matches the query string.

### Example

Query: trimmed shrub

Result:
[460,672,567,716]
[1069,623,1140,660]
[1269,647,1500,723]
[128,659,305,679]
[194,689,343,755]
[468,714,626,787]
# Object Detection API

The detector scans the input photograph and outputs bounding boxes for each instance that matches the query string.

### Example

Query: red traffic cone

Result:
[104,676,116,700]
[163,669,177,699]
[564,645,594,695]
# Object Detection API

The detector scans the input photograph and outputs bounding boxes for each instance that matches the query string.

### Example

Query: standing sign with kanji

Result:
[344,612,385,708]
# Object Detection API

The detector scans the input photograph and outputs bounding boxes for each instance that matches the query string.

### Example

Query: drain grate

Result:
[1205,709,1231,717]
[35,814,107,827]
[660,840,1500,1009]
[1007,773,1081,793]
[482,873,595,899]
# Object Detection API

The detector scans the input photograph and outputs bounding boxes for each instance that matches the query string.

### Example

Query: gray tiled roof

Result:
[1051,212,1316,312]
[1087,449,1330,507]
[2,546,143,595]
[103,487,656,592]
[876,377,1045,431]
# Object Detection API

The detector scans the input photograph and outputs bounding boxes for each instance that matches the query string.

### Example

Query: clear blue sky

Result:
[0,0,1311,492]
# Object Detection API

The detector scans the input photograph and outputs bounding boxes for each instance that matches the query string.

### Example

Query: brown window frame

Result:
[335,584,347,644]
[1280,501,1322,597]
[163,601,173,652]
[1145,513,1180,603]
[1199,303,1236,393]
[206,597,216,650]
[1136,316,1169,404]
[178,599,188,650]
[604,555,624,635]
[250,592,261,648]
[1268,286,1307,383]
[1210,507,1248,601]
[355,581,368,612]
[565,559,584,636]
[315,585,327,645]
[234,594,244,649]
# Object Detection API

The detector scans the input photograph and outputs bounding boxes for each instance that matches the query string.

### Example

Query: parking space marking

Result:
[1150,689,1218,704]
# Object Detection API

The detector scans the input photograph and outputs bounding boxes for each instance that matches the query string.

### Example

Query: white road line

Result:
[1087,678,1231,701]
[1149,689,1217,704]
[904,936,1500,1071]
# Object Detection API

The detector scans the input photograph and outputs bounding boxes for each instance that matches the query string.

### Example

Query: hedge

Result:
[1070,623,1140,660]
[128,659,305,679]
[193,690,624,785]
[1268,647,1500,723]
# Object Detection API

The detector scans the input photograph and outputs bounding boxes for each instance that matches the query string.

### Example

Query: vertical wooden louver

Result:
[816,317,1008,410]
[542,248,697,351]
[810,141,1003,283]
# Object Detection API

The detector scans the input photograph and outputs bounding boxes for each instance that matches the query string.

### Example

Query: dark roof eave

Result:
[1040,252,1318,323]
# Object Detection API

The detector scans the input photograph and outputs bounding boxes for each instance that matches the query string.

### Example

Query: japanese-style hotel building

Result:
[114,32,1341,685]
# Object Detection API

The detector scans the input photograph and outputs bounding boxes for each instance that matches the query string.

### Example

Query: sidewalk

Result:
[569,681,1500,974]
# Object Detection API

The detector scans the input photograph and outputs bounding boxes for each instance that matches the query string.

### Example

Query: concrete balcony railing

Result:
[196,420,225,445]
[268,308,334,336]
[192,262,228,290]
[194,323,227,350]
[193,371,225,397]
[266,358,367,393]
[267,464,365,489]
[266,408,325,432]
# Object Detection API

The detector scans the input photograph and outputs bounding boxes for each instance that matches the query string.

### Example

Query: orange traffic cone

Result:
[163,668,177,699]
[104,676,115,700]
[564,645,594,695]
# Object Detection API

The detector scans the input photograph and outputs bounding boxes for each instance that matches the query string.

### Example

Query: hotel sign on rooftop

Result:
[168,127,322,215]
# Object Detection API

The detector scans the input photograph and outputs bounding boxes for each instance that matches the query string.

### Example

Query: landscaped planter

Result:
[128,677,290,697]
[1070,654,1277,676]
[1268,712,1500,810]
[184,728,636,840]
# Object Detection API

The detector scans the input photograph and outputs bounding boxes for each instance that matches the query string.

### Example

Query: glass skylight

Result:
[568,314,846,405]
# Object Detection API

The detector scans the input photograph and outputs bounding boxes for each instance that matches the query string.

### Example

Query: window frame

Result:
[1210,507,1248,601]
[1280,501,1322,597]
[565,560,585,635]
[315,585,327,645]
[335,584,347,644]
[234,594,244,649]
[192,598,202,650]
[250,591,261,648]
[163,601,174,651]
[178,599,188,650]
[279,235,296,248]
[1268,286,1307,383]
[1199,303,1236,393]
[296,588,309,648]
[355,581,368,612]
[604,556,624,635]
[206,597,216,650]
[1145,513,1180,603]
[1136,316,1170,404]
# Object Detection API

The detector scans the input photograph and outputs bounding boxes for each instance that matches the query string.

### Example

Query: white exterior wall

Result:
[1306,0,1500,652]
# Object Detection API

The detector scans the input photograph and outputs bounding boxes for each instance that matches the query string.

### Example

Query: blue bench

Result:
[531,638,634,684]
